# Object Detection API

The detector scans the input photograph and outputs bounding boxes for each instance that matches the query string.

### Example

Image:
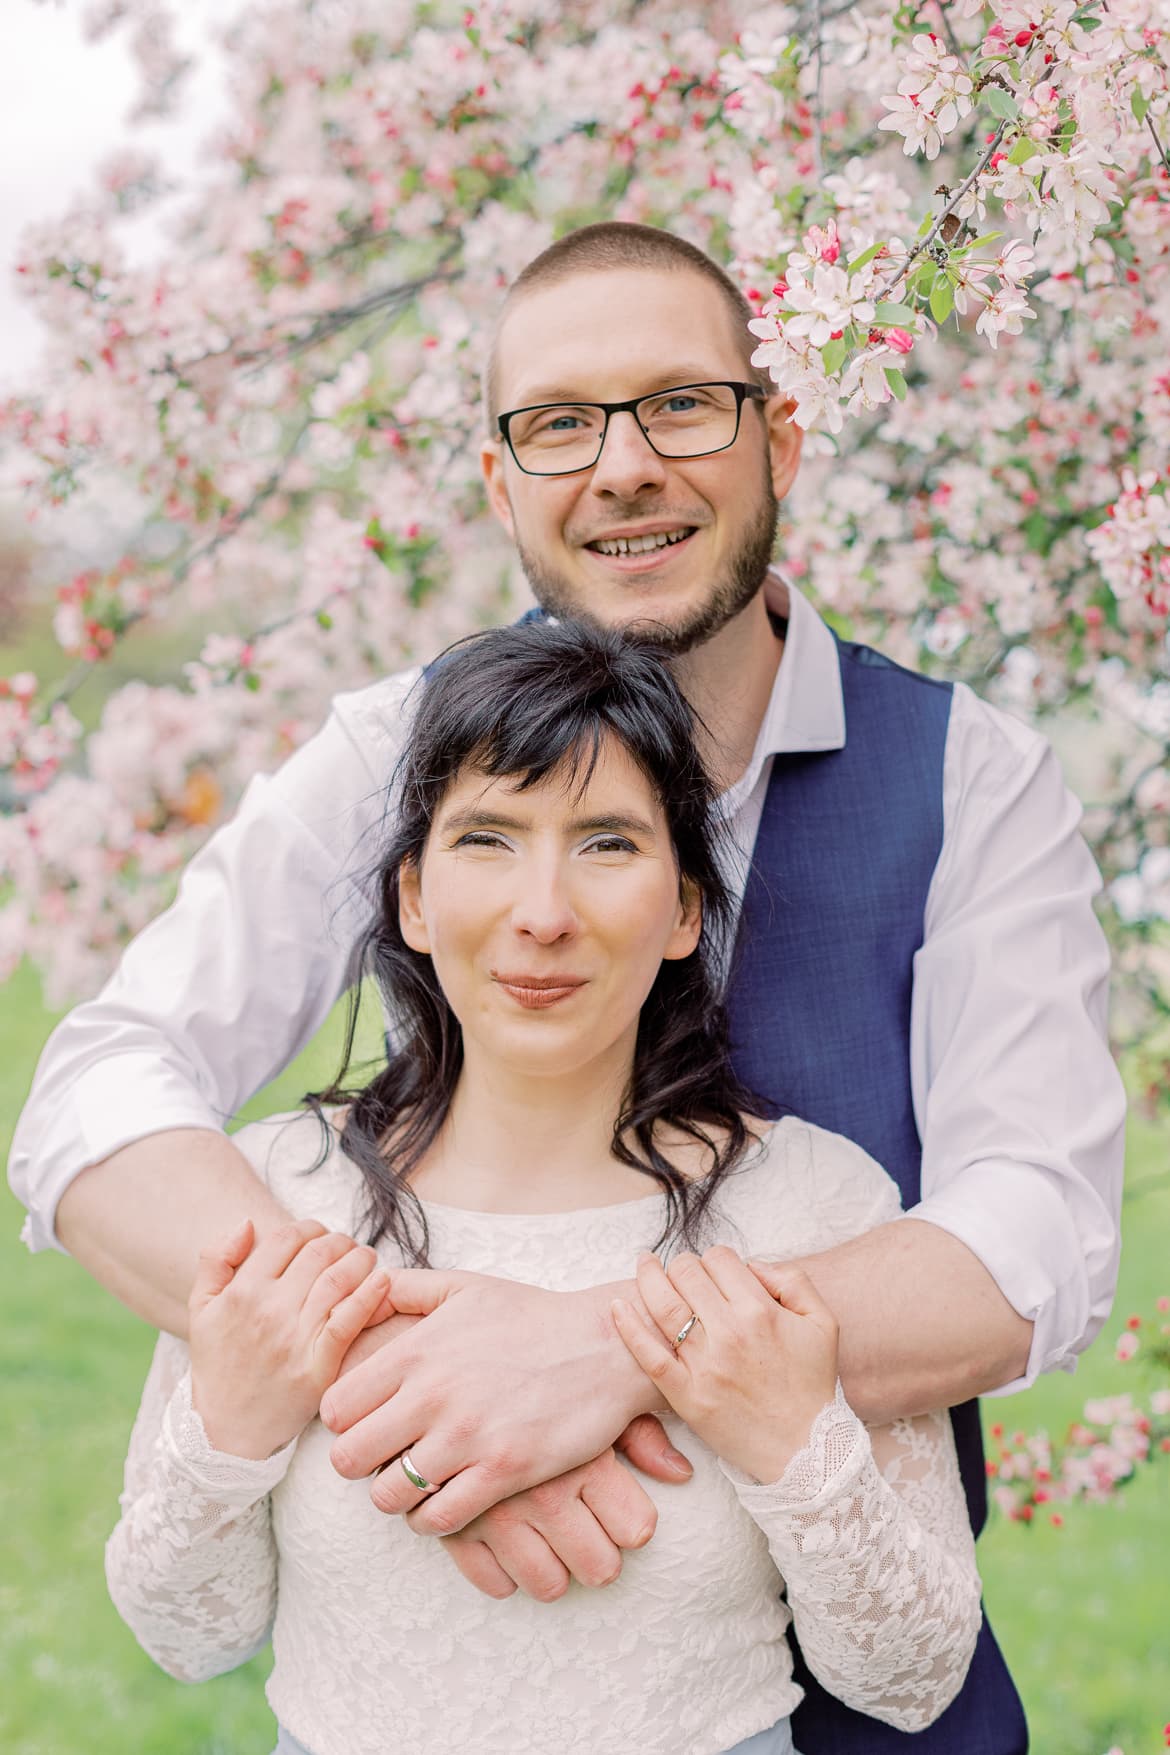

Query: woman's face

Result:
[398,735,702,1085]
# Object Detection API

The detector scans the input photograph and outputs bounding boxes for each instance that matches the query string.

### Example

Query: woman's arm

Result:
[106,1219,390,1681]
[105,1332,294,1683]
[612,1247,981,1732]
[729,1394,981,1731]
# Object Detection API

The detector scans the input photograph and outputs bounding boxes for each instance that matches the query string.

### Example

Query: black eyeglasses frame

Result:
[495,381,769,477]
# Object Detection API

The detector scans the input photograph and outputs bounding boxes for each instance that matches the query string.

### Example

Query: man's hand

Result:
[320,1266,661,1534]
[423,1445,661,1601]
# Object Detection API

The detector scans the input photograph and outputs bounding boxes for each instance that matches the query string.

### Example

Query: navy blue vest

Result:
[726,635,1027,1752]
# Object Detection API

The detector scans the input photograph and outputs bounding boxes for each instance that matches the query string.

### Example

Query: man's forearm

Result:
[55,1127,290,1335]
[795,1218,1033,1423]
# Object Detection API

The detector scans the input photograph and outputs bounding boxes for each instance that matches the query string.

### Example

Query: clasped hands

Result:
[189,1218,837,1602]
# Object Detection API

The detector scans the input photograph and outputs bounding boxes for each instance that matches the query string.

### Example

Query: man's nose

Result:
[589,409,668,498]
[509,857,580,943]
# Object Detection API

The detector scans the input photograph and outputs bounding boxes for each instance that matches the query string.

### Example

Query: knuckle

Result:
[417,1499,462,1537]
[531,1572,569,1604]
[582,1555,623,1588]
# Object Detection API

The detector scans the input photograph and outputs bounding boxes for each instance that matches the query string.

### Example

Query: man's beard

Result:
[515,477,780,656]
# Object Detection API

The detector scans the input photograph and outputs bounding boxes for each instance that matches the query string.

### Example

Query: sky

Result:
[0,1,239,389]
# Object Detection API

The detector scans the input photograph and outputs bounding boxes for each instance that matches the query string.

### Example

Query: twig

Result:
[872,120,1008,301]
[1147,114,1170,176]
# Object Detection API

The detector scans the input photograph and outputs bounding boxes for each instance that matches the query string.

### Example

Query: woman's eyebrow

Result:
[442,808,531,832]
[570,812,657,837]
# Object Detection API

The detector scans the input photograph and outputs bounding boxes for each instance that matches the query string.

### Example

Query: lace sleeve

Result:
[722,1385,982,1732]
[104,1332,297,1684]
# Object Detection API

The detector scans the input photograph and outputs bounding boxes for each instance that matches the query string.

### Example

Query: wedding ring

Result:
[399,1450,437,1493]
[672,1313,701,1351]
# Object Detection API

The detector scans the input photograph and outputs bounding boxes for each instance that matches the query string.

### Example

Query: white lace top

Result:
[105,1112,982,1755]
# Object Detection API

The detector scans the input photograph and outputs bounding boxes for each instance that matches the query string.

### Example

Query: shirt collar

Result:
[758,569,846,756]
[717,570,845,815]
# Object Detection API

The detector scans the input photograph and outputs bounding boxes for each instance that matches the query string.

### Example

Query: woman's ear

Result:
[398,857,431,954]
[663,878,703,962]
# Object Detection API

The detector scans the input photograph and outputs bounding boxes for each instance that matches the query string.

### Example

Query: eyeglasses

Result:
[496,381,767,477]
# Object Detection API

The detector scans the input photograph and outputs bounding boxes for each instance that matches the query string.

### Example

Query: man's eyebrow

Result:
[507,367,731,407]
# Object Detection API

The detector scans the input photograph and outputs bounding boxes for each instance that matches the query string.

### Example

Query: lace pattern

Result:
[105,1112,981,1752]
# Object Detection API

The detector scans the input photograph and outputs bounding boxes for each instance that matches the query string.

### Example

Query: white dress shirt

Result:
[8,578,1126,1393]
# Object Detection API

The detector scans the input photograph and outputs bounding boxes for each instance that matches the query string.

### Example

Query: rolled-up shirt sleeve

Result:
[8,673,417,1254]
[908,683,1126,1394]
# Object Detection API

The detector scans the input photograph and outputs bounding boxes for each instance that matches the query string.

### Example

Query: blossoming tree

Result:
[2,0,1168,1094]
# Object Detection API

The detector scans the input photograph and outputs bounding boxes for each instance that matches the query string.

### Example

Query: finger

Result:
[299,1243,379,1332]
[664,1251,730,1326]
[406,1461,528,1540]
[373,1267,464,1318]
[748,1260,836,1323]
[437,1534,518,1600]
[320,1332,412,1432]
[611,1296,687,1396]
[189,1219,254,1312]
[442,1520,571,1603]
[328,1390,419,1477]
[313,1269,391,1376]
[368,1438,445,1515]
[280,1231,364,1305]
[633,1254,704,1351]
[615,1412,693,1482]
[240,1218,328,1283]
[697,1244,776,1309]
[577,1451,659,1551]
[504,1502,621,1592]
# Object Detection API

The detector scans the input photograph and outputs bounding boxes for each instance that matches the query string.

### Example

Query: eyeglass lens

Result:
[507,384,741,475]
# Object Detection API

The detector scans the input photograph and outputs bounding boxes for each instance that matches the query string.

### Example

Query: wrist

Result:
[584,1278,666,1421]
[190,1378,298,1462]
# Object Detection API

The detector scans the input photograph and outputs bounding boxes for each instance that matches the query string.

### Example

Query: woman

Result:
[105,619,982,1755]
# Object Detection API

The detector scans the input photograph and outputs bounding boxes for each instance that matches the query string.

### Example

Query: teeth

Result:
[594,529,692,556]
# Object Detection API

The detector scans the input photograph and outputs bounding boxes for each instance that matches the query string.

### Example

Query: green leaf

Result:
[315,610,334,631]
[244,671,262,692]
[930,278,955,324]
[965,231,1004,252]
[846,240,884,273]
[1132,89,1151,125]
[884,367,908,402]
[1008,137,1040,165]
[910,262,937,297]
[875,300,918,324]
[821,336,847,375]
[984,87,1020,121]
[916,211,934,239]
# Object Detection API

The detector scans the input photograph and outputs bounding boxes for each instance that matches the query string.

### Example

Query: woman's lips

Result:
[493,974,588,1009]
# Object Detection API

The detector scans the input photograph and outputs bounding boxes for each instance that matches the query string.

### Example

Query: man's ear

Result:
[663,878,703,962]
[480,438,516,539]
[763,394,802,502]
[398,857,431,953]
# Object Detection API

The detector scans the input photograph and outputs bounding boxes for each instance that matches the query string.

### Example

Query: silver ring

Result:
[672,1313,701,1351]
[399,1450,437,1493]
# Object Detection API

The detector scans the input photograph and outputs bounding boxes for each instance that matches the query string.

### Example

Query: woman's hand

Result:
[188,1217,391,1460]
[611,1247,840,1484]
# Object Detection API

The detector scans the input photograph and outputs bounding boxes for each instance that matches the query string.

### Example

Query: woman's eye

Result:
[586,835,636,854]
[454,831,508,849]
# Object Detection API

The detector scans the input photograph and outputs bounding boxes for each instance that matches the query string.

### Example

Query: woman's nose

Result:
[509,860,579,942]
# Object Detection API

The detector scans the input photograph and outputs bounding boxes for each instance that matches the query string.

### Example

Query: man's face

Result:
[481,267,801,653]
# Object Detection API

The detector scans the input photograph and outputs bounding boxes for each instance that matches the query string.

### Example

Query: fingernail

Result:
[666,1448,693,1477]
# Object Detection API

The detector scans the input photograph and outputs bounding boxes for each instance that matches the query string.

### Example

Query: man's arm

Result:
[908,685,1126,1394]
[8,689,404,1304]
[55,1130,290,1335]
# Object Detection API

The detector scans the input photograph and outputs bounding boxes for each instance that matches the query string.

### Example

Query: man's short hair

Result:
[482,221,771,434]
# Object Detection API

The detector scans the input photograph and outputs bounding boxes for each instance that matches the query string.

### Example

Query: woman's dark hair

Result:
[310,616,773,1263]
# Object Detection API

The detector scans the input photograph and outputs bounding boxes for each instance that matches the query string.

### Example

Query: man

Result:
[10,223,1124,1751]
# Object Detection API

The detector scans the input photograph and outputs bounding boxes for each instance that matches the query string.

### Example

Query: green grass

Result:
[1,958,1167,1754]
